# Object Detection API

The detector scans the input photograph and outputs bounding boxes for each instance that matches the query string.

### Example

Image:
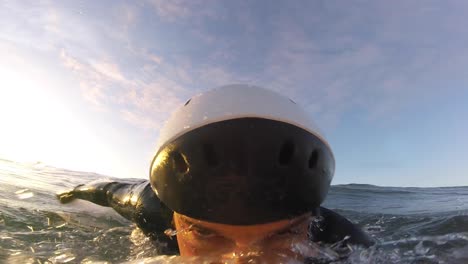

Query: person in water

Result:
[57,85,372,262]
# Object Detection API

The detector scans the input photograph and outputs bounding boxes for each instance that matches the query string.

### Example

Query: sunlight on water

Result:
[48,252,76,263]
[15,189,34,199]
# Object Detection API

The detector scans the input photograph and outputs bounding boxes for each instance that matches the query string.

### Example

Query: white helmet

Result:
[150,84,335,225]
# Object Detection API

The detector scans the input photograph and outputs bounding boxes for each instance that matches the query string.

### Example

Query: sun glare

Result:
[0,56,113,174]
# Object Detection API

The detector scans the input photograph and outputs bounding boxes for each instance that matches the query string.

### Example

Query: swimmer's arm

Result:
[309,207,374,247]
[56,180,177,251]
[57,179,149,217]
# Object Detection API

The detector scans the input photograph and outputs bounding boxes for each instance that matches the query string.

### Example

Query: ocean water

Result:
[1,158,468,264]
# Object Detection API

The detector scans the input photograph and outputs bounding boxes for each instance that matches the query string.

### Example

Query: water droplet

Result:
[15,189,34,199]
[55,223,66,228]
[16,191,34,200]
[414,241,429,255]
[164,228,178,237]
[49,253,76,263]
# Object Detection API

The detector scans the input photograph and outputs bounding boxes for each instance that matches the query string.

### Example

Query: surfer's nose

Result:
[233,237,259,248]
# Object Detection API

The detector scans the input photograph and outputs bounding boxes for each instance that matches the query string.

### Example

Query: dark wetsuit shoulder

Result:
[309,207,373,247]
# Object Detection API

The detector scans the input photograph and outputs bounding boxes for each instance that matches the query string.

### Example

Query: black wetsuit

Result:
[57,180,373,255]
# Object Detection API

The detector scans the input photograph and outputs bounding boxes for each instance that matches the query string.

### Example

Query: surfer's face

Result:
[173,212,315,262]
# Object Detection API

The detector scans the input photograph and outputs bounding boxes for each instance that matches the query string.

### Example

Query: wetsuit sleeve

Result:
[57,180,178,253]
[309,207,373,247]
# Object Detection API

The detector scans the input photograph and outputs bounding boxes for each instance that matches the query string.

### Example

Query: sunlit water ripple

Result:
[1,158,468,263]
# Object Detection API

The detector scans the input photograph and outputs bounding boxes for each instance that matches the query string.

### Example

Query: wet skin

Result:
[173,212,318,262]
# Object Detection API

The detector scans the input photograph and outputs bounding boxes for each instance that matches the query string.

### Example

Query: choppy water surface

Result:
[1,158,468,263]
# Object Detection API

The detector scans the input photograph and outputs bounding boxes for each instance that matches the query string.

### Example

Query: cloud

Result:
[60,49,109,109]
[50,1,468,135]
[117,4,139,30]
[60,49,83,72]
[120,109,159,130]
[91,61,127,83]
[60,47,191,131]
[146,0,222,22]
[147,0,191,21]
[121,78,186,128]
[79,81,108,108]
[149,54,163,65]
[250,1,468,131]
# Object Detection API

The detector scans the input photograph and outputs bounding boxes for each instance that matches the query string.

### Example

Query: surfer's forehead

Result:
[175,212,311,237]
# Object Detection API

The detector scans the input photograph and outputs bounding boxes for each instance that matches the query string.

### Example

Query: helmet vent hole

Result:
[278,140,295,166]
[184,98,191,106]
[309,149,319,169]
[203,143,218,167]
[172,151,188,174]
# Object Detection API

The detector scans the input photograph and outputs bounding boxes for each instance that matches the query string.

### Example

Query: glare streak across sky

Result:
[0,1,467,186]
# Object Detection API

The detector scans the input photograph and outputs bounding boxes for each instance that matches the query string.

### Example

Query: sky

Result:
[0,0,467,187]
